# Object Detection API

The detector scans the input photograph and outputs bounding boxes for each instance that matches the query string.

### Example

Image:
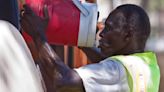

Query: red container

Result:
[23,0,98,47]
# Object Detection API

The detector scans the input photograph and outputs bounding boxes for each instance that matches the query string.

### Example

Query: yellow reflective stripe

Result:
[136,70,146,92]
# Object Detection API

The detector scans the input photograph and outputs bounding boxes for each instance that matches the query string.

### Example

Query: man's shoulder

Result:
[100,57,119,63]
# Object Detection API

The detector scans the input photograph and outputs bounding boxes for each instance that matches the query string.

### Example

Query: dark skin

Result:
[21,5,84,92]
[81,7,147,63]
[21,4,150,92]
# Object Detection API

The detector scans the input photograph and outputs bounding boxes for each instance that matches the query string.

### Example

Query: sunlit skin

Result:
[21,4,150,92]
[82,6,150,62]
[99,10,133,57]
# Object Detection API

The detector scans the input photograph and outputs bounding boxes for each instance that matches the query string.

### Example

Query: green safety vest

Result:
[111,52,160,92]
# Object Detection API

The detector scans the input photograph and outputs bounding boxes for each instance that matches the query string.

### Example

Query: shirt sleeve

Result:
[74,58,130,92]
[0,20,44,92]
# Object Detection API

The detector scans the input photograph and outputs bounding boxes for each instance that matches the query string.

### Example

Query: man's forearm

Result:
[33,37,84,92]
[80,47,104,63]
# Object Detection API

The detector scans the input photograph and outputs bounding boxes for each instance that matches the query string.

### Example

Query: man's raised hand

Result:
[20,4,49,41]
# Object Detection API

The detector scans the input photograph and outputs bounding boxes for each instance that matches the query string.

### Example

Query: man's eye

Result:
[103,27,109,33]
[106,26,111,31]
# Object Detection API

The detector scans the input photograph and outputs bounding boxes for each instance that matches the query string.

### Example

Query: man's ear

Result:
[123,29,133,42]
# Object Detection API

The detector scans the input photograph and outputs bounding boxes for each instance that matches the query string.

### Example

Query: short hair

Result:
[116,4,151,48]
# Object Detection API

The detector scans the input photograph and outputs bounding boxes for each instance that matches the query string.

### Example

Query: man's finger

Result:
[20,18,30,32]
[20,10,25,17]
[23,4,36,17]
[23,4,32,12]
[21,14,33,25]
[43,5,49,21]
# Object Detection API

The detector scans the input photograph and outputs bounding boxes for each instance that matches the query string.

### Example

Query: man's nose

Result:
[99,29,106,37]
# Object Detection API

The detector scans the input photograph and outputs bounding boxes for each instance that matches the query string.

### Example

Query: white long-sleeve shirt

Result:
[75,58,130,92]
[0,20,44,92]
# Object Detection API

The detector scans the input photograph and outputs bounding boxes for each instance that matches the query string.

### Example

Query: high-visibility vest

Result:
[111,52,160,92]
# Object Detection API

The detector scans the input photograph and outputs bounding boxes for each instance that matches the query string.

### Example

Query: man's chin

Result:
[100,51,113,58]
[101,51,109,58]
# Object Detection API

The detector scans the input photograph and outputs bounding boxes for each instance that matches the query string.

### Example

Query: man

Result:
[21,4,160,92]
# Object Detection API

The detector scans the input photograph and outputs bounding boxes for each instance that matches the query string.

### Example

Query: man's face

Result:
[98,11,129,57]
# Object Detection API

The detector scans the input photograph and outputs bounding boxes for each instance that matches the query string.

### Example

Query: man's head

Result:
[99,4,150,57]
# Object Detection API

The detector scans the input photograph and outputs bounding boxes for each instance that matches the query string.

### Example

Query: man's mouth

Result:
[99,40,110,49]
[98,40,103,48]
